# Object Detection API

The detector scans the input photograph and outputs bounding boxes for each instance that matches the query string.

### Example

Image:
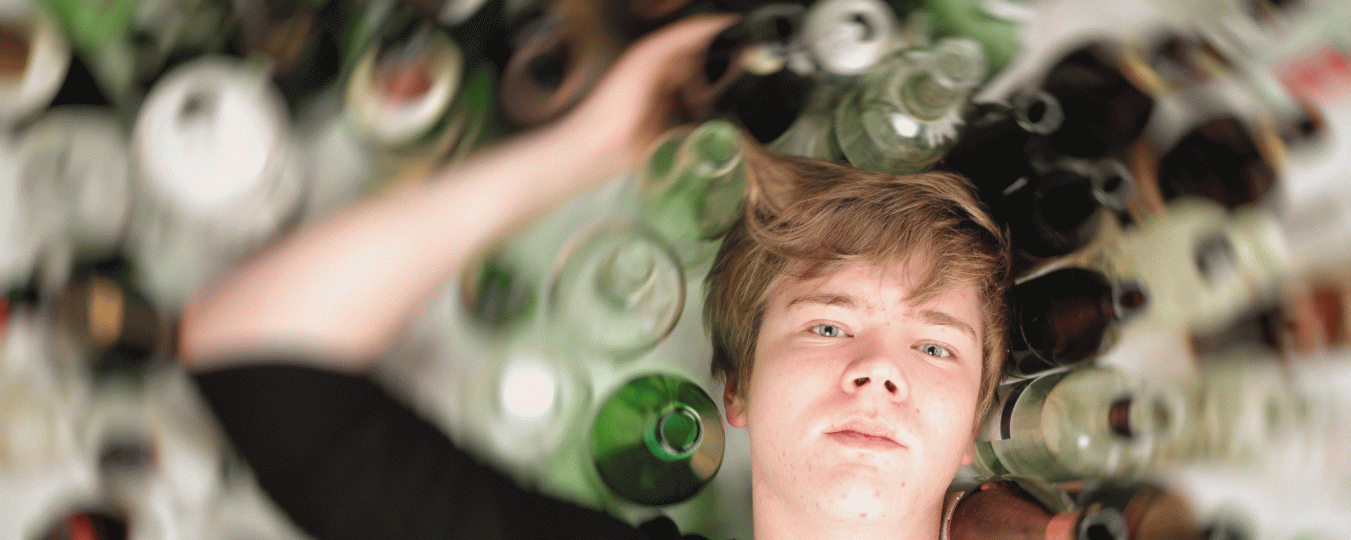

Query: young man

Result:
[177,13,1011,540]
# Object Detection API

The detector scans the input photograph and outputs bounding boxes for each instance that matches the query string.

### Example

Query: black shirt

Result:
[193,363,710,540]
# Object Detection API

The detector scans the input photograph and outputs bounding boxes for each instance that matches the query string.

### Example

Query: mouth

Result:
[825,427,904,450]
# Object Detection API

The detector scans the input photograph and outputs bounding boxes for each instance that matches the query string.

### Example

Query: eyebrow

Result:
[919,309,979,344]
[786,293,861,309]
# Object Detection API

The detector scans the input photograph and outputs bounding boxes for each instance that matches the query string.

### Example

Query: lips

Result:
[826,420,905,449]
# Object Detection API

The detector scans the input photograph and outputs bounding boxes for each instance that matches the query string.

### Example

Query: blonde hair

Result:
[703,146,1012,418]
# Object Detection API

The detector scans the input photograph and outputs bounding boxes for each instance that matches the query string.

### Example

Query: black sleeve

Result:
[192,363,689,540]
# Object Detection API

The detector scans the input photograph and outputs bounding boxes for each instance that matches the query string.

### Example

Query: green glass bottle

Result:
[461,248,536,332]
[550,224,685,357]
[834,36,986,174]
[974,366,1147,483]
[921,0,1032,79]
[637,119,747,270]
[767,82,848,162]
[590,373,724,506]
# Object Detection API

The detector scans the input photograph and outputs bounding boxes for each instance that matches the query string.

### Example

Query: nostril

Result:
[854,377,869,387]
[884,380,896,393]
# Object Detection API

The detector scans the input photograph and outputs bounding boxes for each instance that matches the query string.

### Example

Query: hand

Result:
[560,13,741,179]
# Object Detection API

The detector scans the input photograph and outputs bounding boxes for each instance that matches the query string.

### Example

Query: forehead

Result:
[766,258,983,333]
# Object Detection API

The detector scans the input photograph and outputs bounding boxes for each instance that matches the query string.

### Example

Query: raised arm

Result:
[177,14,738,374]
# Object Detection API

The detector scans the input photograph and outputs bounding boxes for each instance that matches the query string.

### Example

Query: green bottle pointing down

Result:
[590,374,725,506]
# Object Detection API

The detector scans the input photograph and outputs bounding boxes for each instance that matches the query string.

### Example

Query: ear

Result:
[723,374,747,428]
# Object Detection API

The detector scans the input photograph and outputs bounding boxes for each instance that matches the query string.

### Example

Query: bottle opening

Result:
[0,25,29,77]
[657,406,703,455]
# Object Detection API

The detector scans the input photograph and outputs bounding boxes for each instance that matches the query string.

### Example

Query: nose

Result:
[840,341,909,402]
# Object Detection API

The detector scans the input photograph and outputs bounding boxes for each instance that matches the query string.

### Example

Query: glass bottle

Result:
[799,0,902,77]
[922,0,1035,79]
[1011,267,1148,374]
[344,16,469,185]
[973,366,1148,483]
[1107,198,1291,337]
[1156,116,1276,210]
[126,56,307,310]
[497,0,624,127]
[637,119,747,269]
[940,89,1063,202]
[766,81,848,162]
[550,224,685,358]
[230,0,343,103]
[0,4,69,124]
[1038,42,1154,159]
[590,373,724,506]
[461,340,592,468]
[1074,481,1204,540]
[946,480,1129,540]
[681,3,813,144]
[834,36,986,174]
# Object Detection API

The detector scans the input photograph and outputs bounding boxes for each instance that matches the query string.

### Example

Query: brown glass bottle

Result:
[946,481,1128,540]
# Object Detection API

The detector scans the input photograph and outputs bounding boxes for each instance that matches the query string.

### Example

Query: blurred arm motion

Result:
[177,14,739,374]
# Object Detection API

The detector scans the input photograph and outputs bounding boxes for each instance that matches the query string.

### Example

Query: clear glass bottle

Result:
[637,119,747,270]
[834,36,986,174]
[549,224,685,358]
[590,373,724,506]
[974,366,1148,483]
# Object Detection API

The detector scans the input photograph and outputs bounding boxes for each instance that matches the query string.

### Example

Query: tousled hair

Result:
[703,145,1012,420]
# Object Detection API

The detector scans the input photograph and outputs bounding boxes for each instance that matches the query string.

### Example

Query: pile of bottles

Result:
[2,0,1351,538]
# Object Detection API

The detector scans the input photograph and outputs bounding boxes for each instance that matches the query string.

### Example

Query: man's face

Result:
[725,256,983,523]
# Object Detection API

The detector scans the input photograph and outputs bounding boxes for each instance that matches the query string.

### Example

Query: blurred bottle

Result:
[35,510,130,540]
[0,306,88,473]
[637,119,747,269]
[81,371,230,540]
[1073,481,1205,540]
[590,373,724,506]
[550,224,685,358]
[230,0,343,104]
[799,0,903,77]
[1156,116,1276,210]
[460,247,537,333]
[1130,359,1312,467]
[834,36,986,174]
[973,366,1147,483]
[461,339,591,468]
[922,0,1034,79]
[125,56,307,310]
[498,0,624,127]
[1002,158,1134,260]
[1105,198,1291,338]
[766,81,847,161]
[53,272,172,369]
[1010,267,1148,374]
[0,2,69,124]
[679,3,813,144]
[344,15,470,184]
[10,107,134,293]
[940,90,1064,201]
[1037,42,1154,159]
[945,480,1129,540]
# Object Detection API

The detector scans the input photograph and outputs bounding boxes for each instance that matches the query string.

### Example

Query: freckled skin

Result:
[725,256,983,540]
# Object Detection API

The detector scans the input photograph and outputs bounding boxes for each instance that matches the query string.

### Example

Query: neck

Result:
[749,478,943,540]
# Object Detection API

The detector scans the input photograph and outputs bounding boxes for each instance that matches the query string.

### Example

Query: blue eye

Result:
[812,324,844,338]
[919,343,951,358]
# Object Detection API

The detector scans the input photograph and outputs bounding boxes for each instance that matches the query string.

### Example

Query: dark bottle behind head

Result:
[679,3,812,143]
[941,90,1064,201]
[1011,267,1148,373]
[1157,116,1277,210]
[1038,41,1154,159]
[945,480,1129,540]
[1002,157,1134,260]
[498,0,626,127]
